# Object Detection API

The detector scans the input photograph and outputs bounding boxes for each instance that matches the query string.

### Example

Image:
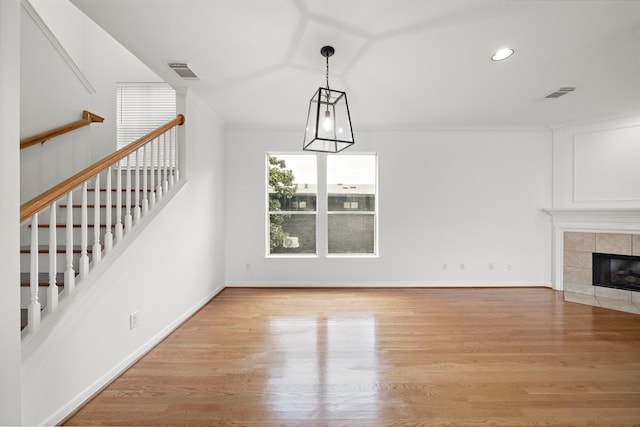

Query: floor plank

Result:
[63,287,640,426]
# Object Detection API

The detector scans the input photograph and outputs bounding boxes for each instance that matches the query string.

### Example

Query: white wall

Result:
[552,115,640,209]
[20,0,160,202]
[225,127,553,287]
[21,90,226,426]
[0,1,23,424]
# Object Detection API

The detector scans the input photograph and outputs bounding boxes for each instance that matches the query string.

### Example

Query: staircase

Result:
[19,186,144,329]
[19,114,185,337]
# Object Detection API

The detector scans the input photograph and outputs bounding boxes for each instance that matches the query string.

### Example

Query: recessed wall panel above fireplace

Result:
[573,125,640,203]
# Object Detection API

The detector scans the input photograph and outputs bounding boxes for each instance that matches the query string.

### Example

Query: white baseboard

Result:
[43,284,225,427]
[225,282,553,288]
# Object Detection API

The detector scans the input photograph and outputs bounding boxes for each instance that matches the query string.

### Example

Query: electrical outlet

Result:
[460,263,465,270]
[245,263,251,271]
[489,262,494,270]
[129,311,139,330]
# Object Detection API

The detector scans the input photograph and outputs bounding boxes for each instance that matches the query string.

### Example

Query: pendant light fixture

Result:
[303,46,355,153]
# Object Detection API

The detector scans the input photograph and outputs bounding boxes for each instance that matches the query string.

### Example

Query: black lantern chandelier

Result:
[303,46,355,153]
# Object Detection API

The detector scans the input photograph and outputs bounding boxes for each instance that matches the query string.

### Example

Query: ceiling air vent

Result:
[168,62,199,80]
[544,87,576,99]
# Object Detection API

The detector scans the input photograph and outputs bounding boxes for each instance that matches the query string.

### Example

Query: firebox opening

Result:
[593,252,640,292]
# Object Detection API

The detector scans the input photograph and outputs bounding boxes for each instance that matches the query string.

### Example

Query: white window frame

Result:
[265,152,378,258]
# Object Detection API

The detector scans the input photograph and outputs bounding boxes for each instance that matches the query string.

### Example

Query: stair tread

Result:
[59,204,130,208]
[31,223,110,228]
[87,188,157,192]
[20,272,66,287]
[20,245,96,254]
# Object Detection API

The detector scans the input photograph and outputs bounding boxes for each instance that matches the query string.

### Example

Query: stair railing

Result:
[20,110,104,150]
[20,114,185,336]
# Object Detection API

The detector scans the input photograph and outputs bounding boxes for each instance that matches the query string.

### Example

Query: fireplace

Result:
[593,252,640,292]
[544,209,640,313]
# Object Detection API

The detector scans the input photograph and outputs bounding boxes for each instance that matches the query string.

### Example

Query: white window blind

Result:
[116,82,176,166]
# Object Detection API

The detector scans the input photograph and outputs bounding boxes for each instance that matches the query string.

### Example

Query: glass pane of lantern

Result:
[303,88,354,153]
[304,89,320,147]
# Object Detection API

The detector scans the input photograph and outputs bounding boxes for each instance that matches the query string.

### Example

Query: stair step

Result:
[30,223,109,228]
[59,204,129,209]
[20,245,96,254]
[20,272,65,287]
[87,188,155,192]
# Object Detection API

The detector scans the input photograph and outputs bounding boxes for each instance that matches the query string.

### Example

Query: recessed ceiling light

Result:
[491,48,515,61]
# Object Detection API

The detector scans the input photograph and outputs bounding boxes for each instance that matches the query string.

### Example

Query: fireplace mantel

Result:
[544,208,640,232]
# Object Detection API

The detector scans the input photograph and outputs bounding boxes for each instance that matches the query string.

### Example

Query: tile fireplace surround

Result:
[546,209,640,315]
[563,231,640,313]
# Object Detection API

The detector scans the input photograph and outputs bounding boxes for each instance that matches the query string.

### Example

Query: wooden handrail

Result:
[20,114,185,222]
[20,110,105,150]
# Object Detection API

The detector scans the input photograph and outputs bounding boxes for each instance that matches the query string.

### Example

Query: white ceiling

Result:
[71,0,640,128]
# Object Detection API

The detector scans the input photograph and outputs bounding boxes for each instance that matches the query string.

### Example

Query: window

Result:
[116,82,176,164]
[266,153,377,256]
[267,154,317,255]
[327,155,377,255]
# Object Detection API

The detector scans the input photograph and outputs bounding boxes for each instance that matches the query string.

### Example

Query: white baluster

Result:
[156,136,163,200]
[92,174,102,264]
[125,155,132,233]
[46,202,58,315]
[162,132,169,193]
[134,148,141,224]
[169,129,175,188]
[104,167,113,253]
[174,128,180,183]
[79,182,89,279]
[142,145,149,215]
[115,163,123,242]
[150,138,156,208]
[64,191,75,294]
[28,213,41,333]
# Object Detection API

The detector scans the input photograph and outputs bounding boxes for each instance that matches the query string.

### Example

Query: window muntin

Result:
[267,154,317,255]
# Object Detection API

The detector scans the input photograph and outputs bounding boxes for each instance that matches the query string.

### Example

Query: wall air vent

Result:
[544,87,576,99]
[168,62,199,80]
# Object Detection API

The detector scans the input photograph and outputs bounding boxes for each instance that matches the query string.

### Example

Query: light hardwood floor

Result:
[63,287,640,426]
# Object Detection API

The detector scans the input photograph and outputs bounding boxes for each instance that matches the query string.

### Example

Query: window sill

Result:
[326,254,379,259]
[265,254,379,259]
[265,254,319,259]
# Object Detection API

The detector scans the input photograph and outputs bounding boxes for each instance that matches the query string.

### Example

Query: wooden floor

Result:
[63,287,640,426]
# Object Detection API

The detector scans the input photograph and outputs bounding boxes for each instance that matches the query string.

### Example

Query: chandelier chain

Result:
[325,54,330,91]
